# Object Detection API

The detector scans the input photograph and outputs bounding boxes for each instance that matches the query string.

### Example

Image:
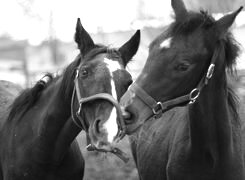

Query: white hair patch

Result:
[104,107,118,143]
[104,58,122,72]
[103,57,122,142]
[160,37,172,49]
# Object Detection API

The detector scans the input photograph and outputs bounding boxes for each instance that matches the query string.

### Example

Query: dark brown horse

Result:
[120,0,244,179]
[0,18,140,180]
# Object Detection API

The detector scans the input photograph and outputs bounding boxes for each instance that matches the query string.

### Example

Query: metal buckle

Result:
[86,144,95,151]
[77,102,82,115]
[152,102,164,116]
[189,88,200,104]
[206,64,215,79]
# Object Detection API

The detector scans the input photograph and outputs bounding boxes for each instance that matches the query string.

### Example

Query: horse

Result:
[120,0,244,179]
[0,80,22,129]
[0,18,140,180]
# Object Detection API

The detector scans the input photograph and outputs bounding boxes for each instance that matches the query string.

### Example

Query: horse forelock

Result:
[171,11,215,36]
[171,10,240,68]
[149,11,214,51]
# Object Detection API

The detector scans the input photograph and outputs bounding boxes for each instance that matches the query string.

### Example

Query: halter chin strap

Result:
[128,45,220,120]
[71,68,126,142]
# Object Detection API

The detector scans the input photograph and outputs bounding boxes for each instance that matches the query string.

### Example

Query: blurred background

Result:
[0,0,245,179]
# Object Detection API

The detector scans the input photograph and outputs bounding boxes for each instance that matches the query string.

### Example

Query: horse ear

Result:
[215,6,243,37]
[171,0,188,21]
[74,18,95,56]
[119,30,140,67]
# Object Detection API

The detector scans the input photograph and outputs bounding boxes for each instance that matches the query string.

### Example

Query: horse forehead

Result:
[103,58,122,73]
[175,35,208,55]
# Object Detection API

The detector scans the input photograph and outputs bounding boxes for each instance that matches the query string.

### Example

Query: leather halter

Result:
[128,45,220,120]
[71,66,126,142]
[38,65,129,162]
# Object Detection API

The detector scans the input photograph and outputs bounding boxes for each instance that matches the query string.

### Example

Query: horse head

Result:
[120,0,242,134]
[73,18,140,150]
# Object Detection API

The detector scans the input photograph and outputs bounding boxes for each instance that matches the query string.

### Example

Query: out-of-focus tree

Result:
[17,0,60,65]
[184,0,245,13]
[16,0,42,21]
[48,11,58,65]
[137,0,149,19]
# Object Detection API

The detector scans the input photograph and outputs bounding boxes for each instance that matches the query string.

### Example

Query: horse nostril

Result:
[122,107,134,125]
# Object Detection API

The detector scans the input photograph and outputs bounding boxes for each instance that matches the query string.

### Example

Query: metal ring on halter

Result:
[206,64,215,79]
[189,88,200,104]
[152,102,164,115]
[75,69,80,80]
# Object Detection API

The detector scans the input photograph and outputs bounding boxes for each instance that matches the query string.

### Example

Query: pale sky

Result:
[0,0,243,45]
[0,0,172,45]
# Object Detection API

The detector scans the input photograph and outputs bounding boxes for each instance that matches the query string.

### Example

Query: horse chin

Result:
[87,127,130,162]
[95,141,115,152]
[87,125,114,152]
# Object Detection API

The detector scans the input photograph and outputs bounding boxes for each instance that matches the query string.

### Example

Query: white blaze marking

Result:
[160,37,172,49]
[104,58,122,142]
[104,58,122,72]
[104,107,118,143]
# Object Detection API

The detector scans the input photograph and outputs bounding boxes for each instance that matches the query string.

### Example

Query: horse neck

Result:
[39,77,72,137]
[34,76,81,164]
[188,70,237,159]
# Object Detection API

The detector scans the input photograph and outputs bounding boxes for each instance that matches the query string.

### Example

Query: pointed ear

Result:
[74,18,95,56]
[171,0,188,21]
[215,6,243,37]
[119,30,140,67]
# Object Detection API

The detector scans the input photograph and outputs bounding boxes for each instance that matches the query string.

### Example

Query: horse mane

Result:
[8,73,54,121]
[215,24,240,120]
[8,45,121,121]
[227,86,240,121]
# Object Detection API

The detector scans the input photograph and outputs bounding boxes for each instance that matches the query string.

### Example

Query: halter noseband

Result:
[127,45,220,120]
[71,67,126,142]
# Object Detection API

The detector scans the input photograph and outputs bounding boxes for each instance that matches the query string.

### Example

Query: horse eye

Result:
[128,80,133,87]
[176,63,190,71]
[125,79,133,89]
[81,69,88,77]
